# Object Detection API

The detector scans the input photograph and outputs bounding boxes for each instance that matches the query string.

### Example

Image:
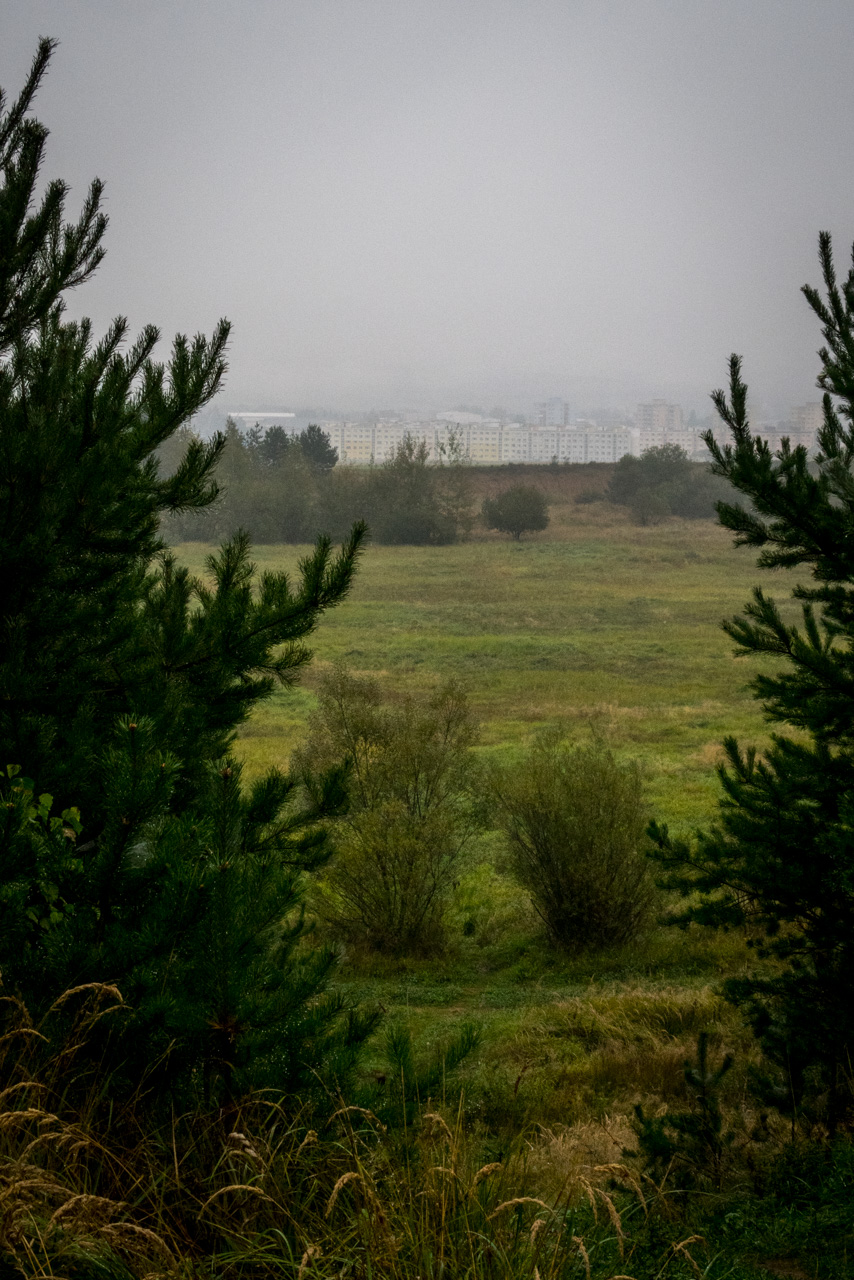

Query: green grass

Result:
[175,507,796,830]
[173,511,797,1120]
[172,510,814,1117]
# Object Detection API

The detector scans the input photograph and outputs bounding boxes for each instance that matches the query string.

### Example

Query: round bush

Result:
[493,732,657,952]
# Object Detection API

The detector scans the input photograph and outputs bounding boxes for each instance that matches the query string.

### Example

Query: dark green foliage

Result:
[482,484,549,539]
[366,435,459,544]
[300,421,339,472]
[0,39,106,346]
[705,1141,854,1278]
[293,666,481,955]
[367,1020,481,1126]
[358,433,473,545]
[248,421,296,467]
[0,732,379,1105]
[649,232,854,1131]
[0,765,84,972]
[607,443,730,522]
[168,426,473,546]
[492,731,656,952]
[0,45,373,1101]
[167,418,322,544]
[629,1033,735,1189]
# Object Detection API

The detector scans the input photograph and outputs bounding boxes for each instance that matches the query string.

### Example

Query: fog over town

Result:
[3,1,854,426]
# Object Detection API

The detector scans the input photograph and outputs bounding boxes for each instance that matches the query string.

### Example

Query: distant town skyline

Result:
[226,396,824,468]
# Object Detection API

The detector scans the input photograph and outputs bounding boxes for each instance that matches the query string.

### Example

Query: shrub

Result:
[608,444,732,522]
[492,731,656,952]
[367,435,460,545]
[293,667,481,955]
[629,485,671,525]
[482,485,550,539]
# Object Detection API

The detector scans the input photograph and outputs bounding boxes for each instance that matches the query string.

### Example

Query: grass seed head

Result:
[572,1235,591,1280]
[297,1243,322,1280]
[488,1196,550,1220]
[324,1170,361,1218]
[473,1161,502,1187]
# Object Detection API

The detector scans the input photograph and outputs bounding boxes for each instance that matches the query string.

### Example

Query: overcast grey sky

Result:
[3,1,854,416]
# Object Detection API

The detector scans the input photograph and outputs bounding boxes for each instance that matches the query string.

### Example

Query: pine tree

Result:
[629,1033,734,1189]
[299,423,338,472]
[650,232,854,1131]
[0,43,372,1102]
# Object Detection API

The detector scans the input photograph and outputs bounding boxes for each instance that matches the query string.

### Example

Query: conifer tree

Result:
[0,42,372,1101]
[650,232,854,1130]
[299,422,338,472]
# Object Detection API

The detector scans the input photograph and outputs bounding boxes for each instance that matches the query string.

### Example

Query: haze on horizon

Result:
[2,0,854,420]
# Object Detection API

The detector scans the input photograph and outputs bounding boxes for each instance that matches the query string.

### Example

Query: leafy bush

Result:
[607,444,731,522]
[293,667,481,955]
[629,486,671,526]
[492,731,657,952]
[366,435,461,544]
[482,484,550,539]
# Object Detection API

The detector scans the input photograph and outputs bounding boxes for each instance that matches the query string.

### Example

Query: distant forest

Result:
[160,420,734,545]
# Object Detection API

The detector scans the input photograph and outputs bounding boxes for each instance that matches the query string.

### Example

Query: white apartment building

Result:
[459,422,502,462]
[233,414,643,465]
[534,398,570,427]
[793,403,823,435]
[635,400,684,451]
[501,426,531,462]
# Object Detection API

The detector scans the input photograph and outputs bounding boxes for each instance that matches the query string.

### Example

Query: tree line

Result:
[162,421,479,545]
[164,420,734,549]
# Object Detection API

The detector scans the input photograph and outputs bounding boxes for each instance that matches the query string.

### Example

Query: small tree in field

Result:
[368,435,459,545]
[293,667,481,955]
[650,231,854,1131]
[493,731,655,952]
[482,484,549,539]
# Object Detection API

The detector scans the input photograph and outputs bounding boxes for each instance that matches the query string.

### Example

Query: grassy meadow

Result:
[153,488,853,1278]
[173,488,800,1118]
[176,489,790,831]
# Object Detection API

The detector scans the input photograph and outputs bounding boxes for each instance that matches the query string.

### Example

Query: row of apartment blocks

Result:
[231,400,824,467]
[325,419,643,465]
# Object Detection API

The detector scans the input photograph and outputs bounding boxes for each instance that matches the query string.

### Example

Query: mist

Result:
[2,0,854,418]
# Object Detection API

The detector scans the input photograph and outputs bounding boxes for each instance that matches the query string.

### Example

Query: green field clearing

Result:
[174,502,796,831]
[171,504,798,1126]
[167,511,834,1273]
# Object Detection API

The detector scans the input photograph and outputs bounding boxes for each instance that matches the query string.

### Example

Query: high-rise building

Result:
[534,398,570,427]
[635,399,683,442]
[793,403,823,435]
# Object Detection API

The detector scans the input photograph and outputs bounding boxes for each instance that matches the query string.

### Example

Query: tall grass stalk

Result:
[0,985,727,1278]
